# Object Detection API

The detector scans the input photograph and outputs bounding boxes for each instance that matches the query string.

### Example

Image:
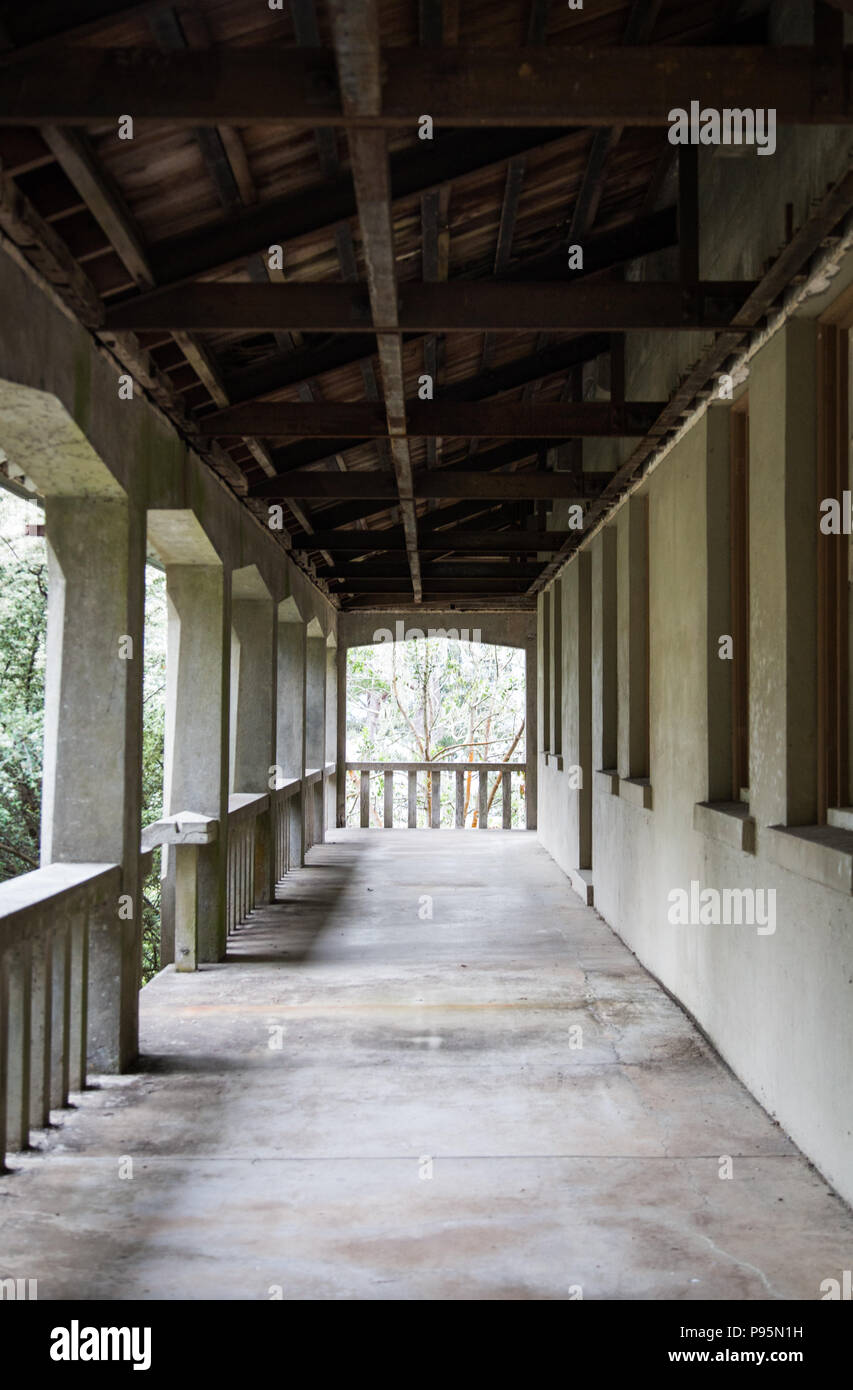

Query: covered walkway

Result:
[2,831,850,1302]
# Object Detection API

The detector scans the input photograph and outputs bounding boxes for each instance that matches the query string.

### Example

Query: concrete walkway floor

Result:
[2,829,852,1300]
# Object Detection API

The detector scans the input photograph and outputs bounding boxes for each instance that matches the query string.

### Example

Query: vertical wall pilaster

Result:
[750,319,818,827]
[564,553,592,869]
[705,408,734,802]
[592,526,618,773]
[525,637,538,829]
[617,494,650,781]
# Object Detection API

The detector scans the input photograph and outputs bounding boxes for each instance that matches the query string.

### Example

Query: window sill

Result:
[594,768,620,795]
[693,800,756,853]
[542,752,564,771]
[764,824,853,896]
[620,776,653,811]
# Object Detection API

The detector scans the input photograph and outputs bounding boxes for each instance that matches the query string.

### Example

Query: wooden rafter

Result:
[329,0,421,601]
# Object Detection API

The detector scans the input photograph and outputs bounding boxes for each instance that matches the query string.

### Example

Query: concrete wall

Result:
[536,313,853,1208]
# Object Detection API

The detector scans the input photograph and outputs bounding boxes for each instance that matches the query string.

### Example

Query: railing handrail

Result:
[0,862,120,951]
[271,777,302,799]
[227,792,270,826]
[346,760,525,773]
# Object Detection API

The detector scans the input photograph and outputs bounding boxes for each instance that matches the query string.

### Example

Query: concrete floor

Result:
[2,829,851,1300]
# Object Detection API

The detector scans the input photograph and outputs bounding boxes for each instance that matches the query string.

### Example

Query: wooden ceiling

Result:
[0,0,850,609]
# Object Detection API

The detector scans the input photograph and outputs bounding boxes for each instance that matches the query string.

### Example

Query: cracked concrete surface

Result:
[1,829,851,1300]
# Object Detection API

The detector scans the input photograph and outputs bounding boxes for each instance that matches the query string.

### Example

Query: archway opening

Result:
[345,637,526,828]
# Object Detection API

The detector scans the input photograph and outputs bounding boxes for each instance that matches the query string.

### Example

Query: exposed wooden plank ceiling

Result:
[0,0,849,610]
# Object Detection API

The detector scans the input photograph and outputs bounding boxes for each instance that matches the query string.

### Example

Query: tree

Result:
[346,638,526,826]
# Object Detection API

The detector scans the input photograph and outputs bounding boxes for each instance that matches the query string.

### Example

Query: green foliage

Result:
[140,570,166,984]
[0,494,46,880]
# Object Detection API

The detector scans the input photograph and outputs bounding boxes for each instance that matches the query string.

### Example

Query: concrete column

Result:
[163,564,229,963]
[537,590,550,754]
[336,643,348,827]
[305,630,326,843]
[230,575,275,900]
[551,579,563,757]
[305,632,326,771]
[749,319,818,826]
[617,493,650,781]
[325,639,338,827]
[525,638,538,830]
[277,606,306,866]
[231,585,275,793]
[41,495,145,1071]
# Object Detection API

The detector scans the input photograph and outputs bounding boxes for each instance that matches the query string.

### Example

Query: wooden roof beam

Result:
[251,470,608,501]
[1,46,848,126]
[107,280,755,334]
[295,527,571,553]
[202,399,665,439]
[329,0,420,601]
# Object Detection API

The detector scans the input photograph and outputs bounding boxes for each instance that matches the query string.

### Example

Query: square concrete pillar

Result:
[305,628,326,842]
[336,643,348,828]
[325,640,337,826]
[231,587,276,793]
[41,495,145,1071]
[305,634,326,770]
[749,319,818,826]
[277,608,306,866]
[163,565,229,964]
[230,580,276,901]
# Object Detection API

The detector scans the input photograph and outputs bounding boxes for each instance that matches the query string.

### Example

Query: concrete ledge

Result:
[619,776,653,811]
[594,768,620,795]
[0,862,120,948]
[694,800,756,853]
[544,752,564,771]
[828,806,853,832]
[141,813,219,848]
[568,866,594,906]
[764,824,853,896]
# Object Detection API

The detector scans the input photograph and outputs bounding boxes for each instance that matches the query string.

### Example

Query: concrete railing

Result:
[270,779,302,883]
[346,762,526,830]
[141,766,336,967]
[226,793,268,938]
[0,861,121,1162]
